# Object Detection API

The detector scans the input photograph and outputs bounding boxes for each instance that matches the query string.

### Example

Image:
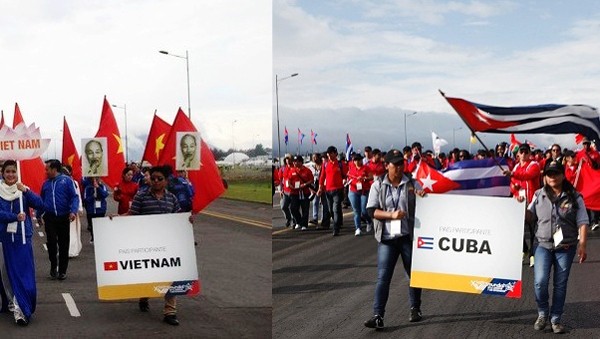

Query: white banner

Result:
[93,213,199,300]
[411,194,524,297]
[0,123,50,160]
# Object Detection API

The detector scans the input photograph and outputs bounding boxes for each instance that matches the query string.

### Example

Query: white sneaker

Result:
[592,223,600,231]
[529,256,535,267]
[301,226,308,231]
[294,224,300,229]
[355,229,361,236]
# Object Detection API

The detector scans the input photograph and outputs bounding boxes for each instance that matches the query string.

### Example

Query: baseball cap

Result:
[544,160,564,175]
[384,149,404,165]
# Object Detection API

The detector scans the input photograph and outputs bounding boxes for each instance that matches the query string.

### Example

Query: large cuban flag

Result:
[442,93,600,141]
[414,158,510,196]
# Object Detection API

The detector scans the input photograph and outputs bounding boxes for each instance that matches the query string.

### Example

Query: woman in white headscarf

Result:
[0,160,44,326]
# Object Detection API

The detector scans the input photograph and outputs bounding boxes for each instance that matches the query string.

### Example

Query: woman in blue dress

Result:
[0,160,44,326]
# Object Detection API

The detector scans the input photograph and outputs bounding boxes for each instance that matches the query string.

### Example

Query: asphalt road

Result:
[273,195,600,338]
[1,197,271,338]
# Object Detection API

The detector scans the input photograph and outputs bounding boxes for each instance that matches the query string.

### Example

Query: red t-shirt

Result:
[319,159,348,191]
[288,166,313,195]
[348,164,371,194]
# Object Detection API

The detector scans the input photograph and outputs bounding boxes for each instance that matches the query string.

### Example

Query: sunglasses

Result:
[151,176,165,182]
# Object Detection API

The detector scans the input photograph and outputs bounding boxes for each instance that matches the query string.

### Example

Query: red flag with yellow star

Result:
[94,96,125,188]
[13,103,46,194]
[158,108,225,212]
[61,117,82,183]
[141,111,171,167]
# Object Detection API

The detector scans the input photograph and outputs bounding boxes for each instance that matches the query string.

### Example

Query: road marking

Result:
[42,244,47,251]
[272,228,292,235]
[38,232,44,237]
[201,210,271,229]
[62,293,81,317]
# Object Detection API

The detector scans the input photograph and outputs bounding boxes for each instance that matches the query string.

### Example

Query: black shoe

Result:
[139,300,149,312]
[163,314,179,326]
[58,273,67,280]
[50,269,57,280]
[409,307,422,322]
[364,315,384,329]
[309,219,318,225]
[333,230,340,236]
[16,318,28,326]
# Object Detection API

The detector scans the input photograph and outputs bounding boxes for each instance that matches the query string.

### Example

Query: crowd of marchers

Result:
[273,136,597,334]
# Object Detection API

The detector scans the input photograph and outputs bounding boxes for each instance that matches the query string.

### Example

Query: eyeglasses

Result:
[151,176,165,182]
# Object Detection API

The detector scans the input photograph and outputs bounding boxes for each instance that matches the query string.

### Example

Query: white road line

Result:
[42,244,47,251]
[38,232,44,237]
[62,293,81,317]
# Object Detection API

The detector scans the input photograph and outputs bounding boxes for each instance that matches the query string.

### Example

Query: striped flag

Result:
[298,128,305,145]
[345,133,353,161]
[443,94,600,141]
[284,127,289,145]
[414,158,510,196]
[311,130,317,145]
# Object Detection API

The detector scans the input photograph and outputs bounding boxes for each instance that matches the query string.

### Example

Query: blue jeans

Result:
[373,236,422,317]
[325,189,344,230]
[312,194,329,221]
[348,191,371,230]
[533,245,577,324]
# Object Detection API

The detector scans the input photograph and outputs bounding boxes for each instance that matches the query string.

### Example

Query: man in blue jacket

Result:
[40,159,80,280]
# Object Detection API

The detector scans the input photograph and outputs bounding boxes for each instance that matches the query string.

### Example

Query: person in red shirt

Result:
[289,155,314,231]
[278,154,295,227]
[503,143,540,265]
[347,153,373,236]
[563,150,577,184]
[576,137,600,169]
[317,146,348,236]
[367,149,385,177]
[114,167,139,215]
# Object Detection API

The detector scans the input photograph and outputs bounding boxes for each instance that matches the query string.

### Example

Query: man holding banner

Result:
[363,149,425,330]
[127,165,193,326]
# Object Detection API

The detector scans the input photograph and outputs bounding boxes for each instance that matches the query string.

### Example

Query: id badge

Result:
[285,180,290,188]
[356,182,362,190]
[390,219,401,235]
[553,226,564,247]
[294,181,300,189]
[7,222,17,233]
[95,201,102,208]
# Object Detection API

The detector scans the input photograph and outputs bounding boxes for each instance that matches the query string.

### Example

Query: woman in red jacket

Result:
[113,167,139,215]
[289,155,313,230]
[348,153,372,236]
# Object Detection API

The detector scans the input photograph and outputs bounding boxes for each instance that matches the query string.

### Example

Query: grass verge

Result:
[222,180,272,204]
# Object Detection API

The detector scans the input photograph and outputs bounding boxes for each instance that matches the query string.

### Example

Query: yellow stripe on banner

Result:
[98,281,200,300]
[411,271,492,294]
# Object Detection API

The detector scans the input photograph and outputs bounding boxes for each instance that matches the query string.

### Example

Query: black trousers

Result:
[44,214,71,274]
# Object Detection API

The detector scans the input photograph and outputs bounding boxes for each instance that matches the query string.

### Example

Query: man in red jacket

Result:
[503,143,540,265]
[317,146,348,236]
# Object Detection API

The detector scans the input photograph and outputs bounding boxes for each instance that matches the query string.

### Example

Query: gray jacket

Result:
[367,174,417,243]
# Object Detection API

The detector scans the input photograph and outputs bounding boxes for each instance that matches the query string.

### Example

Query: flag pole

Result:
[439,90,506,171]
[16,160,26,244]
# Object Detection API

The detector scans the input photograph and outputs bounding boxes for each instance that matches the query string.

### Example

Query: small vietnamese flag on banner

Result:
[62,117,82,183]
[104,261,118,271]
[95,96,126,188]
[158,108,225,212]
[141,111,171,167]
[13,103,46,194]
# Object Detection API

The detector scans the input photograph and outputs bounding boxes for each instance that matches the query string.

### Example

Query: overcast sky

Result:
[273,0,600,156]
[0,0,271,161]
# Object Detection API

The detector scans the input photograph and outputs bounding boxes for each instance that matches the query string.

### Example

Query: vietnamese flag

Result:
[61,117,82,183]
[414,161,460,194]
[13,103,46,194]
[95,96,126,188]
[158,108,225,212]
[104,261,118,271]
[141,111,171,167]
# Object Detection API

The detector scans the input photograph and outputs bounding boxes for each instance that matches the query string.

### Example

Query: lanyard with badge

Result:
[388,184,402,236]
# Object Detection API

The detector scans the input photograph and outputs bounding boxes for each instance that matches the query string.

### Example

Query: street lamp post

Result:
[404,111,417,147]
[159,50,191,119]
[232,119,237,166]
[452,127,463,148]
[276,73,299,165]
[112,104,128,163]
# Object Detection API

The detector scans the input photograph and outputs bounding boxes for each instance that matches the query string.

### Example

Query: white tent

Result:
[223,152,250,164]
